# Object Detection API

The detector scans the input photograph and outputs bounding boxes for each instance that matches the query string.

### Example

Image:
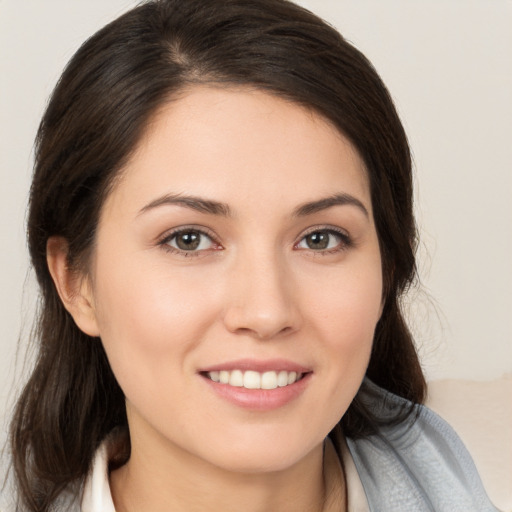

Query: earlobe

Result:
[46,236,100,337]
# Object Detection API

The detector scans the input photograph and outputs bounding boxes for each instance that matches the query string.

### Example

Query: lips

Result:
[199,359,312,410]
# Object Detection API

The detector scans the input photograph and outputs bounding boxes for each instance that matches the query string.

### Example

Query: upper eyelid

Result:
[158,225,219,244]
[297,225,350,239]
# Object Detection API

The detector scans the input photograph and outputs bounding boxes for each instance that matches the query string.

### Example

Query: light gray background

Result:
[1,1,511,438]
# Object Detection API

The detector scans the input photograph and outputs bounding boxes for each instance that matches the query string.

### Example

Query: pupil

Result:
[177,231,200,250]
[307,232,329,250]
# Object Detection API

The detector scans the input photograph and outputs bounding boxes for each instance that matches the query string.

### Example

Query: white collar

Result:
[81,441,116,512]
[338,437,370,512]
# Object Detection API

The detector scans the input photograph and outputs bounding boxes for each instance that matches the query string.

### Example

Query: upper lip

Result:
[199,358,311,373]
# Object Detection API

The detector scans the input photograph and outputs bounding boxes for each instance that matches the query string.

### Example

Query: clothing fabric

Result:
[345,379,500,511]
[324,436,370,512]
[1,379,500,511]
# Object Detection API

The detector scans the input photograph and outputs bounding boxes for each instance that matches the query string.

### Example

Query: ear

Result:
[46,236,100,337]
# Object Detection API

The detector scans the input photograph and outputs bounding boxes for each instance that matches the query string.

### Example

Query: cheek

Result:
[302,259,382,407]
[307,260,383,344]
[90,254,220,383]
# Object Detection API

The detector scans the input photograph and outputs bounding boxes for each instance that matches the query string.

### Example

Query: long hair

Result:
[10,0,425,509]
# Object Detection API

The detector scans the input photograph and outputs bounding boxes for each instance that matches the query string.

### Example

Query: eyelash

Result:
[157,226,353,257]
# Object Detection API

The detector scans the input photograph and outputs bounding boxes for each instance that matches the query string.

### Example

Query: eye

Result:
[296,229,350,252]
[164,229,217,252]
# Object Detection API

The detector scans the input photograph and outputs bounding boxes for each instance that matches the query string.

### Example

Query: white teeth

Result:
[287,371,297,385]
[243,371,261,389]
[229,370,244,387]
[206,370,303,389]
[261,371,278,390]
[277,371,289,387]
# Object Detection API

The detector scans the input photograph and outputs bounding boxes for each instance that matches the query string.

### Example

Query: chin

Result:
[197,430,323,474]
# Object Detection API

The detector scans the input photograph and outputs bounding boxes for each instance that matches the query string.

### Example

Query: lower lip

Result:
[201,373,312,411]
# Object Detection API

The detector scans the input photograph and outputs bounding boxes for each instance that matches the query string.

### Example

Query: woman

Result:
[3,0,498,511]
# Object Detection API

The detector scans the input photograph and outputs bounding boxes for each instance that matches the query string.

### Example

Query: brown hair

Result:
[10,0,425,509]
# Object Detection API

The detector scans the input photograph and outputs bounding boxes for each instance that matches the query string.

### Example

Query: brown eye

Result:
[297,229,349,251]
[304,232,330,250]
[168,230,214,251]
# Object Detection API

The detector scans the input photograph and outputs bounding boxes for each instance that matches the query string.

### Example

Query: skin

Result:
[48,86,383,512]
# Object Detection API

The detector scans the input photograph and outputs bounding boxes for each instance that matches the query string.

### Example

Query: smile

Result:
[205,370,304,390]
[199,359,312,410]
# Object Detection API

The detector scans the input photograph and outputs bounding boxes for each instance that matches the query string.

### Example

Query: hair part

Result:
[11,0,425,509]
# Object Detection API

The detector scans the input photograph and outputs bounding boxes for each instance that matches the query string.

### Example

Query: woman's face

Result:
[83,86,383,473]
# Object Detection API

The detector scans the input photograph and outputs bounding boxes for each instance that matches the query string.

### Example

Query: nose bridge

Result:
[223,242,299,339]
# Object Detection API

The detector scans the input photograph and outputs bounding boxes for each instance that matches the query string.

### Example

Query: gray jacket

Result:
[345,379,499,511]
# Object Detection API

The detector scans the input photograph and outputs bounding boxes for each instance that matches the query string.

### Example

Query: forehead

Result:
[103,85,371,220]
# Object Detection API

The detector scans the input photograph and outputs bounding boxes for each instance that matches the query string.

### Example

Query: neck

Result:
[110,436,327,512]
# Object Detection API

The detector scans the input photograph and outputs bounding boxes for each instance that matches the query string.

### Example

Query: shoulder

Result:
[345,378,500,512]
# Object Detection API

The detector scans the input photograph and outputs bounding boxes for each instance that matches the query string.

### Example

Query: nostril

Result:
[232,324,295,340]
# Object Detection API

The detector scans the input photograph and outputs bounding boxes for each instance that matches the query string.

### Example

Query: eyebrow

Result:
[293,193,369,218]
[138,192,368,219]
[138,193,232,217]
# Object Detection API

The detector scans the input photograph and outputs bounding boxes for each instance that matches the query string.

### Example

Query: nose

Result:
[222,249,301,340]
